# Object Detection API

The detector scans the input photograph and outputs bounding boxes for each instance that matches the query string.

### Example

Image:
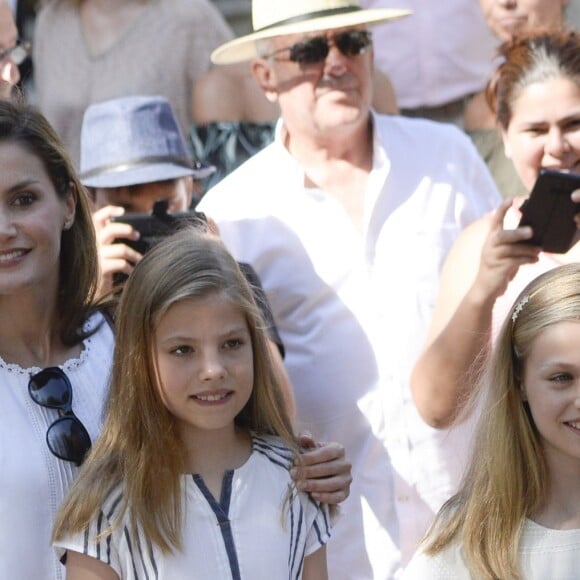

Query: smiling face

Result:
[154,292,254,442]
[479,0,567,41]
[522,320,580,475]
[0,142,75,296]
[502,75,580,191]
[253,26,374,141]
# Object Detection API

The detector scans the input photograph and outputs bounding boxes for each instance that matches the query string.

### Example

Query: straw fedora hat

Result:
[211,0,411,65]
[79,95,214,188]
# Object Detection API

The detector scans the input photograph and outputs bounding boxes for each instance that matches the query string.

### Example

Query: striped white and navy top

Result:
[54,435,332,579]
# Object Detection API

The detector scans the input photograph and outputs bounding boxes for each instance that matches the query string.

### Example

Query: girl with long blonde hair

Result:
[405,263,580,578]
[53,228,331,579]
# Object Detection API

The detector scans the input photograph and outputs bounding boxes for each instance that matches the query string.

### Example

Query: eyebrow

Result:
[158,326,250,343]
[0,179,42,196]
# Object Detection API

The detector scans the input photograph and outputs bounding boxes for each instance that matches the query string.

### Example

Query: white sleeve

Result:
[402,543,472,579]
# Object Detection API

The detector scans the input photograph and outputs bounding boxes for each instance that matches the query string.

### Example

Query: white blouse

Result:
[404,519,580,579]
[0,313,114,580]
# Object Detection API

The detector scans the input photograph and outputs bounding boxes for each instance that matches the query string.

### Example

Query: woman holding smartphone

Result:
[410,29,580,430]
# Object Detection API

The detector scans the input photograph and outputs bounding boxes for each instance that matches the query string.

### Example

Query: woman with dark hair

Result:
[412,30,580,431]
[0,98,114,579]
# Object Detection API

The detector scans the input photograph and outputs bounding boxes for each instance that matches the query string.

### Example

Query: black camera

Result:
[110,200,207,255]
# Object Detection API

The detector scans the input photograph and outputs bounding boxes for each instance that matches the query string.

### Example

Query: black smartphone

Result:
[110,200,207,255]
[518,169,580,253]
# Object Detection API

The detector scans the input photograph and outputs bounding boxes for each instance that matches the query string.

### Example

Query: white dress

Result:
[403,519,580,579]
[0,312,115,580]
[55,434,332,579]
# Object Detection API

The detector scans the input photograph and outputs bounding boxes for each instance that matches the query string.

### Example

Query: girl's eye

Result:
[171,345,193,356]
[224,338,243,350]
[12,192,36,207]
[548,372,573,384]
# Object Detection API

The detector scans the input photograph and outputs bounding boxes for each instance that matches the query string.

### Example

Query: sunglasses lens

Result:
[29,368,71,408]
[336,31,371,56]
[47,416,91,465]
[290,37,328,64]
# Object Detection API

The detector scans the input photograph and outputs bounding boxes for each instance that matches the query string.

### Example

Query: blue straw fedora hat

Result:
[211,0,410,65]
[80,95,214,188]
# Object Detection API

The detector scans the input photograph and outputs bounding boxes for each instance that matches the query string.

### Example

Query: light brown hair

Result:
[421,263,580,578]
[53,229,297,551]
[486,29,580,129]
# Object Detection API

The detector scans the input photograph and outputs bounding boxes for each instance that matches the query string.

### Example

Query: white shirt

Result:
[0,313,114,580]
[55,435,331,579]
[361,0,498,108]
[198,112,501,579]
[403,519,580,579]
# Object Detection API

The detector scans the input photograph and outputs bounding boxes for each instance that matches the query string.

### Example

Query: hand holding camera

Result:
[95,200,207,295]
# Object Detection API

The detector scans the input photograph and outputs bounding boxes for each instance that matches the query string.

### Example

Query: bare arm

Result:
[65,550,119,580]
[302,545,328,580]
[192,63,278,124]
[411,200,540,428]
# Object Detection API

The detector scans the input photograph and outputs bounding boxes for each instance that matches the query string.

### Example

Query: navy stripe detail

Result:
[308,494,332,539]
[105,493,123,565]
[134,528,150,580]
[96,511,104,560]
[257,6,362,32]
[146,537,159,579]
[253,439,293,470]
[290,500,304,576]
[124,525,139,579]
[219,469,233,515]
[106,532,112,566]
[192,472,241,580]
[83,526,89,555]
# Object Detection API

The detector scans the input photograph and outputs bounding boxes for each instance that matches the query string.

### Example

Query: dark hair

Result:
[0,98,99,344]
[487,29,580,129]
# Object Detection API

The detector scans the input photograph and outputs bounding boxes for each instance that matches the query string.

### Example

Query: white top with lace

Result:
[0,312,115,580]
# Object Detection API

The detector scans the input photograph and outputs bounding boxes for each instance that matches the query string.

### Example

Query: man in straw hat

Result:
[198,1,501,577]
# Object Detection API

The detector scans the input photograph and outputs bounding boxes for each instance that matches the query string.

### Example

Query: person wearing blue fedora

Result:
[79,95,213,295]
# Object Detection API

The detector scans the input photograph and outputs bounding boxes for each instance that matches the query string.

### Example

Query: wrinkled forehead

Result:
[270,24,368,49]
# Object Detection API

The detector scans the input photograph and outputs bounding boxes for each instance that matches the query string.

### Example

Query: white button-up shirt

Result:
[198,112,501,579]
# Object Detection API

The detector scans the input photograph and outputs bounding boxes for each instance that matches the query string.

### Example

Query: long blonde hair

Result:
[422,263,580,579]
[53,229,297,552]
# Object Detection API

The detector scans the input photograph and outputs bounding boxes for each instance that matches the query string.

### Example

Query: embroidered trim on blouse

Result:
[0,313,101,375]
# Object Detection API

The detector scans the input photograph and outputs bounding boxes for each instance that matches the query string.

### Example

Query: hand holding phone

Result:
[518,169,580,253]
